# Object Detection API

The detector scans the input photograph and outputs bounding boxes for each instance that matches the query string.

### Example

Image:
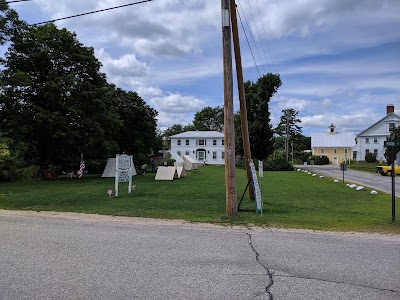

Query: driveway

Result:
[296,164,400,197]
[0,210,399,300]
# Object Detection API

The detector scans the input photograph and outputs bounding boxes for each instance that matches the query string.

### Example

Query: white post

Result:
[115,154,119,197]
[128,155,133,194]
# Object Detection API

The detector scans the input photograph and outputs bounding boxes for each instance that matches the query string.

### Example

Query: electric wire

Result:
[236,0,279,122]
[30,0,155,26]
[245,0,267,74]
[236,8,261,78]
[5,0,33,3]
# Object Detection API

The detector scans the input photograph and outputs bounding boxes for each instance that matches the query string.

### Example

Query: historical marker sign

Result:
[115,154,133,197]
[249,162,262,214]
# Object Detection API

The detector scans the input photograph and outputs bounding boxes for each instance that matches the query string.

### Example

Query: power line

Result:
[6,0,33,3]
[30,0,155,26]
[236,8,261,78]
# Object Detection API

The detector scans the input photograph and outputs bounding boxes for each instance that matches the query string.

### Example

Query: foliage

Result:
[274,108,303,138]
[236,73,282,160]
[264,152,294,171]
[365,152,377,163]
[384,126,400,162]
[0,0,26,47]
[308,155,330,165]
[108,85,160,157]
[0,23,160,179]
[193,106,224,131]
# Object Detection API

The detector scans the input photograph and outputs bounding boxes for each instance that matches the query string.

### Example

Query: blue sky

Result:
[3,0,400,136]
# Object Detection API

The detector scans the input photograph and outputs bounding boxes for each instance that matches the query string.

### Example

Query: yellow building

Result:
[311,124,356,165]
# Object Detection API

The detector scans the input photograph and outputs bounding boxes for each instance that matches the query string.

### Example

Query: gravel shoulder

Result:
[1,209,399,241]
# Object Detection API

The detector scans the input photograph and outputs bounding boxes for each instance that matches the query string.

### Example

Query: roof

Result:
[311,132,356,148]
[357,112,400,137]
[169,131,224,139]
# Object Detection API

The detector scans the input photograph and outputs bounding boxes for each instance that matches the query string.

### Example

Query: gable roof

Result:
[357,112,400,137]
[170,131,224,139]
[311,132,356,148]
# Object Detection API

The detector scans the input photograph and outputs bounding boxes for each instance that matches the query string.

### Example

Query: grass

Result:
[0,166,399,234]
[347,161,383,174]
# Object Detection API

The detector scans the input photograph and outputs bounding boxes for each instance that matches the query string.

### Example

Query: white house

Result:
[354,105,400,161]
[169,131,225,165]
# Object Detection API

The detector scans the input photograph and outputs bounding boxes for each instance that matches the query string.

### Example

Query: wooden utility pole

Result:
[229,0,254,200]
[221,0,237,216]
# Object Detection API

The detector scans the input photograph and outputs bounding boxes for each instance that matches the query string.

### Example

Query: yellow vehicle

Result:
[376,165,400,176]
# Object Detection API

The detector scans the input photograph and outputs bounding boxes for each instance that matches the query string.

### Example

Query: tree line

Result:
[0,2,161,180]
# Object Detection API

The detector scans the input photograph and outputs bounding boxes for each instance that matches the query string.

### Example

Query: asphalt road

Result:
[0,211,399,300]
[296,164,400,197]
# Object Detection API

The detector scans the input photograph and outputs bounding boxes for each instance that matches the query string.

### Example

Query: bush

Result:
[264,155,294,171]
[308,155,330,165]
[365,152,377,163]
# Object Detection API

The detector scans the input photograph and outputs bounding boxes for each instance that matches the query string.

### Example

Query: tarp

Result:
[183,155,198,170]
[101,158,137,178]
[155,166,176,180]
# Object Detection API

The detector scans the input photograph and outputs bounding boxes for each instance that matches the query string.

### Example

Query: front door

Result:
[333,156,338,164]
[197,151,206,162]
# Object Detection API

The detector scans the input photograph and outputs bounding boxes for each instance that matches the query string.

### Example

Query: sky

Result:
[3,0,400,136]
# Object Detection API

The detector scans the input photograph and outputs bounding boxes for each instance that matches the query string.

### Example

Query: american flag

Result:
[79,154,85,178]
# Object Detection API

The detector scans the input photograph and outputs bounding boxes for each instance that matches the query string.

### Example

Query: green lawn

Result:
[347,161,382,174]
[0,166,399,234]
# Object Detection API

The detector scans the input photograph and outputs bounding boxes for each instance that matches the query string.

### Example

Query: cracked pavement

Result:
[0,210,399,299]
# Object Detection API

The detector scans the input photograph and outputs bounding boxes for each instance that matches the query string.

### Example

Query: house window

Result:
[222,139,224,146]
[213,151,217,159]
[321,148,325,154]
[221,151,225,159]
[198,139,206,146]
[374,149,378,156]
[213,140,217,146]
[177,151,181,156]
[353,151,357,159]
[177,139,181,146]
[365,138,369,144]
[333,148,337,154]
[185,151,189,155]
[366,149,370,155]
[186,139,189,146]
[389,123,395,131]
[344,148,348,154]
[373,137,378,143]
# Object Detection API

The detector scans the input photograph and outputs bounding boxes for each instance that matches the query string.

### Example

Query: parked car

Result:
[376,165,400,176]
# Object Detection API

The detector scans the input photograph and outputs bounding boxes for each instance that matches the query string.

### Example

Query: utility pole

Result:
[221,0,237,216]
[229,0,254,200]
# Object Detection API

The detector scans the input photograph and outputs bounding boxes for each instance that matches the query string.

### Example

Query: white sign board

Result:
[115,154,133,197]
[258,160,263,177]
[249,162,262,214]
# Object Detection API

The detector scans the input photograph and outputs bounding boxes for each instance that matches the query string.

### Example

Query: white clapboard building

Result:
[169,131,225,165]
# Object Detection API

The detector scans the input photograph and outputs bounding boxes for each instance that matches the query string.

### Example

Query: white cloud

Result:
[95,48,149,77]
[151,92,205,114]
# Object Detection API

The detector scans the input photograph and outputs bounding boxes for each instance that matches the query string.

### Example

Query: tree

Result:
[0,0,26,47]
[274,108,303,161]
[274,108,303,138]
[108,85,160,160]
[384,126,400,163]
[0,24,121,170]
[236,73,282,160]
[192,106,224,131]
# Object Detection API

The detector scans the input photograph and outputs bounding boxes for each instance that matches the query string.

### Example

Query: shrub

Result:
[264,155,294,171]
[308,155,330,165]
[365,152,377,163]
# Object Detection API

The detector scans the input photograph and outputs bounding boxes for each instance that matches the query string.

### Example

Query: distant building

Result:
[354,105,400,162]
[169,131,225,165]
[311,124,356,164]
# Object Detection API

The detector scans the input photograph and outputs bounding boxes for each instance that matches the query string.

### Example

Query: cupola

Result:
[329,123,336,135]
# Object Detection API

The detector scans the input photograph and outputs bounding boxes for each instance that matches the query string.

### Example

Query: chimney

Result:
[387,104,394,114]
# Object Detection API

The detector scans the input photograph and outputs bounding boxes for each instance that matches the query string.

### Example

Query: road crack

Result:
[247,233,274,299]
